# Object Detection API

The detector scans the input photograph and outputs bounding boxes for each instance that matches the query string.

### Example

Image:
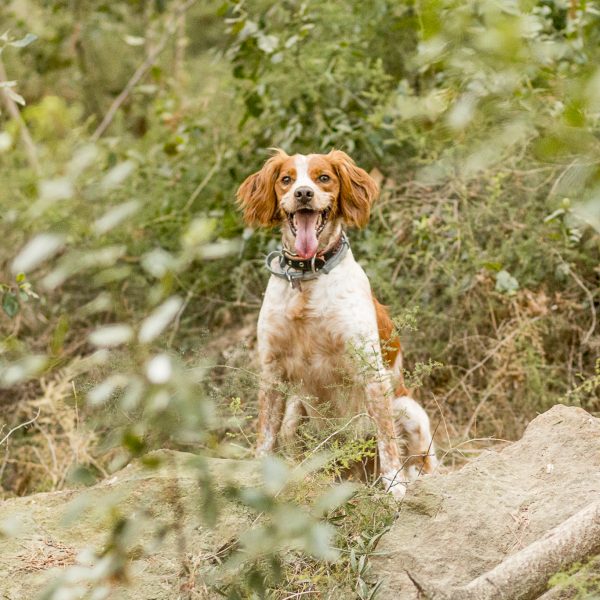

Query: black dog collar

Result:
[281,234,346,272]
[264,232,350,290]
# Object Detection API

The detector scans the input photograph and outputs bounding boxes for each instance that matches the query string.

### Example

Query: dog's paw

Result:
[255,446,269,459]
[381,471,407,499]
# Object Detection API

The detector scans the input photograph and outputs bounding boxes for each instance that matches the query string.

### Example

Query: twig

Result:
[281,592,319,600]
[0,56,40,173]
[462,381,502,438]
[297,412,371,469]
[442,317,541,402]
[438,436,511,464]
[183,156,221,211]
[0,408,41,447]
[167,287,195,348]
[554,252,596,346]
[91,0,198,142]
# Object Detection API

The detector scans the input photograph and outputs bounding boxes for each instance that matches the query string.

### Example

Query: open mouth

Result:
[287,208,330,237]
[286,208,330,259]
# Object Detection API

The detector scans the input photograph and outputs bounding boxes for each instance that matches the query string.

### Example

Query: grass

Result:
[2,0,600,596]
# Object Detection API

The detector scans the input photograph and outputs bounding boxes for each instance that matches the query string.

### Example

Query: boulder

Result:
[0,450,260,599]
[371,404,600,598]
[1,405,598,599]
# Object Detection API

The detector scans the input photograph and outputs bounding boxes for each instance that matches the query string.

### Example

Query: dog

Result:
[237,149,437,497]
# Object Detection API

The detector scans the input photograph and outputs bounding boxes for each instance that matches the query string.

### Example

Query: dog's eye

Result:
[319,174,331,183]
[281,176,292,185]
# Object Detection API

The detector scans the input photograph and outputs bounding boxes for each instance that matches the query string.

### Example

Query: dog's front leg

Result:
[366,378,407,499]
[255,371,286,457]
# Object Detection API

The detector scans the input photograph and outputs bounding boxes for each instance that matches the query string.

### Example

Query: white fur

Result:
[393,395,439,480]
[258,250,408,498]
[292,154,313,190]
[251,152,438,500]
[279,154,333,216]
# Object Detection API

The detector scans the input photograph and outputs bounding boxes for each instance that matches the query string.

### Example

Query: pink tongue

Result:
[294,211,319,259]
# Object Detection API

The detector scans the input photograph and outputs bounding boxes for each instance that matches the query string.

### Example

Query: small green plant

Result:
[393,306,420,333]
[548,558,600,599]
[566,358,600,409]
[404,360,443,390]
[1,273,39,320]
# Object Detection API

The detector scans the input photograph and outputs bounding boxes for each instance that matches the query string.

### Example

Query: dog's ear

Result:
[237,150,287,226]
[329,150,379,228]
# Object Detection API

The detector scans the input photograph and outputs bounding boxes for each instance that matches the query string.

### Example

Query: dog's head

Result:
[237,149,379,259]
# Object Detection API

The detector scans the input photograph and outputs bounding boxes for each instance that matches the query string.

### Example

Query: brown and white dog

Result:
[237,149,437,498]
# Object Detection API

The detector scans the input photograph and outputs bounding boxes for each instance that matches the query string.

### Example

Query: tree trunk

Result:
[425,502,600,600]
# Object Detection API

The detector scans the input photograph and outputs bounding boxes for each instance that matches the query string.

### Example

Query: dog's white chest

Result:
[257,252,382,400]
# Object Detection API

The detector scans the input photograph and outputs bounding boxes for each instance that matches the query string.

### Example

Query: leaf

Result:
[368,580,384,600]
[2,292,19,318]
[4,87,25,106]
[261,455,289,494]
[138,297,183,343]
[88,324,134,347]
[244,91,263,117]
[9,33,37,48]
[313,482,356,515]
[93,200,141,235]
[122,429,145,455]
[257,33,279,54]
[482,261,502,272]
[495,270,519,295]
[350,548,357,570]
[11,233,65,274]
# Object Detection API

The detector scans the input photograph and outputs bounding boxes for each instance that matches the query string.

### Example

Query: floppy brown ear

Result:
[329,150,379,228]
[237,151,286,226]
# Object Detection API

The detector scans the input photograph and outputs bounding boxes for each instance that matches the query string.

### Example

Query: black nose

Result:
[294,186,314,204]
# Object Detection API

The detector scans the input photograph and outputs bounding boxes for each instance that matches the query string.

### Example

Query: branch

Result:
[427,501,600,600]
[91,0,198,142]
[0,408,41,447]
[0,56,40,173]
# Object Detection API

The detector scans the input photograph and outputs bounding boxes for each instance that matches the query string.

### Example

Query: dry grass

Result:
[8,537,77,574]
[1,360,107,497]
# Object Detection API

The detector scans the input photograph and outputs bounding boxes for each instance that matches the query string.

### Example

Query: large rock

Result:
[0,450,261,599]
[1,405,598,599]
[371,404,600,598]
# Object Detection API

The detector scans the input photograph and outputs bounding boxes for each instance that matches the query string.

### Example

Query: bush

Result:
[1,0,599,597]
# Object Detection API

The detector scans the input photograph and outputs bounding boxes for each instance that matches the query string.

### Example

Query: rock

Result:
[2,406,599,599]
[0,450,261,599]
[371,404,600,599]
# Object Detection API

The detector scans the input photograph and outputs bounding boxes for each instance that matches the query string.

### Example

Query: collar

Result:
[265,232,350,290]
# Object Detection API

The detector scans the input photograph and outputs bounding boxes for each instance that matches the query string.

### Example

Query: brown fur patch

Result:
[328,150,379,227]
[237,149,288,226]
[373,295,409,396]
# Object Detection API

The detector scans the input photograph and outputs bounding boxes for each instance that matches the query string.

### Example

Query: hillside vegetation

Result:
[1,0,599,598]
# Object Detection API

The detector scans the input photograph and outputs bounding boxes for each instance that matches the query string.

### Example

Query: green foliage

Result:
[1,0,600,596]
[548,556,600,599]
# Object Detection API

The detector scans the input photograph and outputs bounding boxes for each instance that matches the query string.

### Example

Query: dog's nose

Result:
[294,186,314,204]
